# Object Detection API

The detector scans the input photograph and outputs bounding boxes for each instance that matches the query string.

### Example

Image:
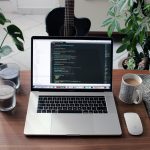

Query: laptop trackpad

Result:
[51,114,94,135]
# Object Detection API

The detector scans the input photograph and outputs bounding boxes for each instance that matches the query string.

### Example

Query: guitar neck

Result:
[65,0,74,26]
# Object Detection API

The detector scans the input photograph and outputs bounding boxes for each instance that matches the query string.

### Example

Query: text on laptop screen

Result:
[32,38,112,90]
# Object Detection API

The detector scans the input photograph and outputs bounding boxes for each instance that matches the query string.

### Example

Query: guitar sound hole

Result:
[60,25,77,36]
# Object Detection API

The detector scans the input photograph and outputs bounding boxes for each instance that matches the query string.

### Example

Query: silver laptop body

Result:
[24,36,122,136]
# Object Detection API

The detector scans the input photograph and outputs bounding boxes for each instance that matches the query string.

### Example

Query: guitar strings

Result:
[65,0,75,36]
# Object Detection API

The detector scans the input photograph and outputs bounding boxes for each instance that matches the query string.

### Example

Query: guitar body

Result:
[46,7,91,36]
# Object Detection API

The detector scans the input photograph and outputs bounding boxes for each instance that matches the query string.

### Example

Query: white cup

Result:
[119,73,143,104]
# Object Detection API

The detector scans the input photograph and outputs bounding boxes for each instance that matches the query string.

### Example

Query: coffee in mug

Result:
[119,73,142,104]
[124,78,140,86]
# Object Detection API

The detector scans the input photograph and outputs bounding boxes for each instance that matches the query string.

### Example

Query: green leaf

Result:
[143,3,150,15]
[127,58,136,70]
[120,28,127,34]
[128,0,137,8]
[116,44,128,53]
[139,52,144,58]
[107,20,116,37]
[119,0,128,12]
[13,38,24,51]
[102,18,113,27]
[108,6,116,16]
[125,16,135,31]
[115,20,121,31]
[133,0,137,4]
[0,45,12,57]
[0,12,7,25]
[7,24,24,51]
[0,11,11,25]
[107,25,113,37]
[139,30,145,45]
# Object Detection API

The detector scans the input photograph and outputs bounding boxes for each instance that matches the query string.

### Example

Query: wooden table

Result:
[0,70,150,150]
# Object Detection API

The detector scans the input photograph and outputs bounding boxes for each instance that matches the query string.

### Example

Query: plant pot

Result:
[118,57,150,70]
[118,57,128,69]
[138,57,150,70]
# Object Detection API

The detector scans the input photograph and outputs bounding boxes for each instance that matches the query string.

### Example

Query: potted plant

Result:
[0,8,24,68]
[102,0,150,70]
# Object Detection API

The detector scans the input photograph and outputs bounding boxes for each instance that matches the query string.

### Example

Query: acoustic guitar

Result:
[45,0,91,36]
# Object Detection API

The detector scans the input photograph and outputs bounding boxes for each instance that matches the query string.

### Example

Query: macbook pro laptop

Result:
[24,36,122,136]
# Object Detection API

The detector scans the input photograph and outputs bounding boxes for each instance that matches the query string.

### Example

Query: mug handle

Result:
[133,90,143,104]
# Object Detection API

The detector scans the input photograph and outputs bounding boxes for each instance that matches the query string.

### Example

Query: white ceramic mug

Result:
[119,73,143,104]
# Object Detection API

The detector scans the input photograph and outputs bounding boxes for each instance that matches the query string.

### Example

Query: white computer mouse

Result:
[124,112,143,135]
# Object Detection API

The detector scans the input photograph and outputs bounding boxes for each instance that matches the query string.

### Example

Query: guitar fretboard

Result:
[65,0,75,27]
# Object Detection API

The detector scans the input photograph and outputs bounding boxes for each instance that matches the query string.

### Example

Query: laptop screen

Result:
[31,36,113,92]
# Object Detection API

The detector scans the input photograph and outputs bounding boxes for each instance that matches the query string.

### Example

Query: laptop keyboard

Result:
[37,96,108,113]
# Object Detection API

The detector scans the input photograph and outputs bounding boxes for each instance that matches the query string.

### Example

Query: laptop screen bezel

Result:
[31,36,113,92]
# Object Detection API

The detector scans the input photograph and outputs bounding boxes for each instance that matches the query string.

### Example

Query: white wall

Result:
[0,0,17,12]
[75,0,109,31]
[0,0,60,14]
[17,0,60,14]
[17,0,59,9]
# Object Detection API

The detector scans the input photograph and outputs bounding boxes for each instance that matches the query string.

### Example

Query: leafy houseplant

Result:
[102,0,150,70]
[0,9,24,61]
